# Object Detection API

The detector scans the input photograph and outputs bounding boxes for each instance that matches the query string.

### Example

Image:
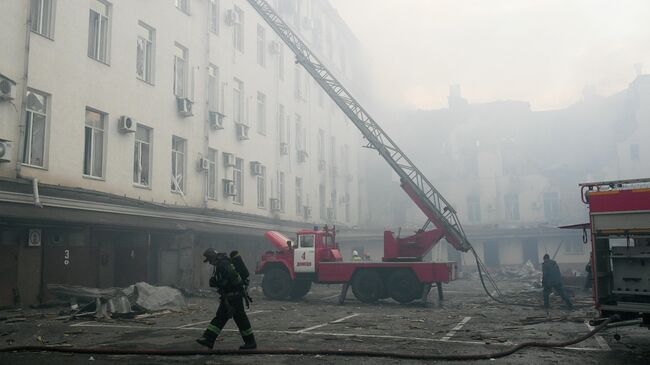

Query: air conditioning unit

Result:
[303,206,311,219]
[176,97,193,117]
[318,159,326,171]
[297,150,308,163]
[250,161,264,176]
[223,179,236,196]
[197,157,210,171]
[279,142,289,155]
[225,9,240,26]
[236,123,249,140]
[0,75,16,101]
[339,194,350,204]
[223,152,236,167]
[118,116,136,133]
[209,111,224,130]
[269,40,281,55]
[270,198,281,212]
[327,208,335,220]
[0,140,12,163]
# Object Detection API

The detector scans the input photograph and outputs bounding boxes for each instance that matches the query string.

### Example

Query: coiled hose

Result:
[0,317,612,361]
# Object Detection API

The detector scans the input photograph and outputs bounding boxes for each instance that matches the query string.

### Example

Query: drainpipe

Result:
[15,1,42,208]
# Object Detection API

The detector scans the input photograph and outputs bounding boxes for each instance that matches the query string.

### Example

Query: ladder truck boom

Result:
[247,0,472,254]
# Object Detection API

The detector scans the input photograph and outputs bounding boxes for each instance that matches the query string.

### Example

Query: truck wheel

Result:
[352,270,383,303]
[387,270,423,304]
[262,268,291,300]
[289,280,312,300]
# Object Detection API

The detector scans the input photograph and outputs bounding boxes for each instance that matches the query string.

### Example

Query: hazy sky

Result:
[328,0,650,110]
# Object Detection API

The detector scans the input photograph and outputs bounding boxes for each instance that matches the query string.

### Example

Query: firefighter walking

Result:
[196,249,257,350]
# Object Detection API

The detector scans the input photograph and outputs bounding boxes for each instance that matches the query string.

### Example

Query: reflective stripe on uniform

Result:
[240,327,254,336]
[207,324,221,335]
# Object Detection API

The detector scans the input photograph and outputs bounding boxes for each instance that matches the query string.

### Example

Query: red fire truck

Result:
[257,227,457,304]
[581,178,650,326]
[249,0,469,304]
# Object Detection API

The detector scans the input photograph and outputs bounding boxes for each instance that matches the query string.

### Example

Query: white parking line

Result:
[441,316,472,341]
[585,321,611,350]
[295,313,361,333]
[176,310,267,328]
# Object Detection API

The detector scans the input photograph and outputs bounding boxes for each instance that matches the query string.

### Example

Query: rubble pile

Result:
[47,282,188,320]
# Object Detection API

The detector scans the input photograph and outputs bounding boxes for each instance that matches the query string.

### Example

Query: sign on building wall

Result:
[28,228,42,247]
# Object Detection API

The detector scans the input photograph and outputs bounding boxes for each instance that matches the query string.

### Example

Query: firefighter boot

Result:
[239,334,257,350]
[196,335,216,349]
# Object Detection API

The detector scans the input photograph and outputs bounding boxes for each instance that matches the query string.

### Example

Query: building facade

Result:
[363,77,650,273]
[0,0,368,306]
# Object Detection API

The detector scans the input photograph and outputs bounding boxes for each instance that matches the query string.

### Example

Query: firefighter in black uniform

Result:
[196,249,257,350]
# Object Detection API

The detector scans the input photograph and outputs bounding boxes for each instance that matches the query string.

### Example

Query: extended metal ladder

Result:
[247,0,472,252]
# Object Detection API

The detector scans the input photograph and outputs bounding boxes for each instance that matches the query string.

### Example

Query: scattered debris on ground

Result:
[47,282,188,321]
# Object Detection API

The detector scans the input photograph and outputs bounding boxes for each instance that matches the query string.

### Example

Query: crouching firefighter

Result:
[196,249,257,350]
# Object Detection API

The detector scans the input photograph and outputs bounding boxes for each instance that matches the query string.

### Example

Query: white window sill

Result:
[31,31,54,41]
[21,163,47,171]
[83,174,105,181]
[137,77,155,87]
[88,55,110,66]
[133,183,151,190]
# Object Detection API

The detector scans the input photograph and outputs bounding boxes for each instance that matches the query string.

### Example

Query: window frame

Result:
[256,24,266,67]
[504,193,520,221]
[87,0,111,64]
[233,78,244,124]
[208,65,219,112]
[171,136,186,193]
[175,0,190,14]
[233,157,244,204]
[233,6,244,52]
[30,0,56,39]
[83,108,107,179]
[206,148,218,200]
[256,91,266,135]
[136,21,155,84]
[295,177,303,216]
[133,124,152,187]
[173,43,188,98]
[22,89,49,168]
[209,0,220,34]
[257,165,266,208]
[278,171,285,212]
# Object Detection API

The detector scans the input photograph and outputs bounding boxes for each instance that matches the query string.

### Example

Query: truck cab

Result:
[257,226,342,300]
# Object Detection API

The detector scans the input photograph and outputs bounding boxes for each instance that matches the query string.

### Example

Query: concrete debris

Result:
[47,282,187,319]
[123,282,188,312]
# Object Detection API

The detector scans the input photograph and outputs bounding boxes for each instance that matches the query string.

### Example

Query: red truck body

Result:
[256,226,456,304]
[581,179,650,325]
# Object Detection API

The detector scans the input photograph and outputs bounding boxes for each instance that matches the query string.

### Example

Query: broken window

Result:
[83,108,106,178]
[23,90,48,167]
[133,124,151,186]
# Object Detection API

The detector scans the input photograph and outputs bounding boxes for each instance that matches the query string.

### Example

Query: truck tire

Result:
[387,269,423,304]
[289,280,312,300]
[352,270,384,303]
[262,267,292,300]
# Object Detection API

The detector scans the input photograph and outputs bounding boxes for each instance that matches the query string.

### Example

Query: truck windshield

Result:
[299,234,315,248]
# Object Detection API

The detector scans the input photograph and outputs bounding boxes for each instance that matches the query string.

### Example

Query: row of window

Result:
[30,0,348,166]
[22,90,350,219]
[466,192,561,223]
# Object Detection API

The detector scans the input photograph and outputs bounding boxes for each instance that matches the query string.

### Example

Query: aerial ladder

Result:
[249,0,501,304]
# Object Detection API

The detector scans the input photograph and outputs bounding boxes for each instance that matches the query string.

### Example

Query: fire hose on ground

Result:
[0,317,613,361]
